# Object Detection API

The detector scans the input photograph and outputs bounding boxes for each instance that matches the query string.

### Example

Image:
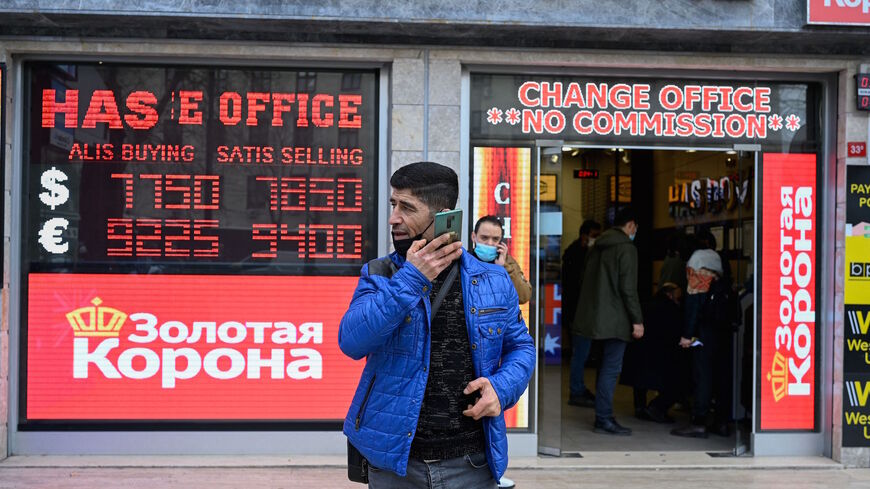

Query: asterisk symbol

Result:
[487,107,503,125]
[768,114,783,131]
[505,108,521,125]
[785,114,801,131]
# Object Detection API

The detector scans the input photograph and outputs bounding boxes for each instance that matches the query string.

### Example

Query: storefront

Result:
[0,24,864,465]
[465,70,836,457]
[7,59,390,453]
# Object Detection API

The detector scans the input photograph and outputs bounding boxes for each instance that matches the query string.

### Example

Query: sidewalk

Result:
[1,454,867,489]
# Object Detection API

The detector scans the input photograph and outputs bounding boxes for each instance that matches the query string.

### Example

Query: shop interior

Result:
[538,146,755,455]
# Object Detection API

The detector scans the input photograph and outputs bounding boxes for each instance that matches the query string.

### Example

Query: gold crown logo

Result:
[66,297,128,337]
[766,351,788,402]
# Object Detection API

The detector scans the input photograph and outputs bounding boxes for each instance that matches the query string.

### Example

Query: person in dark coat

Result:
[573,208,644,436]
[563,219,602,408]
[671,229,739,439]
[620,283,687,423]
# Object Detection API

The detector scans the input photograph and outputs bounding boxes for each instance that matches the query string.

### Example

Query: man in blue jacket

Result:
[339,162,536,489]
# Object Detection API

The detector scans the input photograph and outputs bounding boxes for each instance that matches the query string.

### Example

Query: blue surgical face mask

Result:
[629,233,636,241]
[474,242,499,262]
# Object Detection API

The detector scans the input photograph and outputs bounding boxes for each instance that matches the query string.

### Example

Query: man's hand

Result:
[462,377,502,420]
[494,242,508,266]
[406,233,463,281]
[679,336,692,348]
[631,323,644,339]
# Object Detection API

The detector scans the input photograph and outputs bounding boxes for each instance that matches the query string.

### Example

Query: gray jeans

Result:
[368,452,496,489]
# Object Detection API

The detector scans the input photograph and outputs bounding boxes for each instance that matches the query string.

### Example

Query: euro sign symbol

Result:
[38,217,69,254]
[39,167,70,210]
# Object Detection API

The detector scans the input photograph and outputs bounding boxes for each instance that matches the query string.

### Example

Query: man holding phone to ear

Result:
[471,216,532,305]
[339,162,535,489]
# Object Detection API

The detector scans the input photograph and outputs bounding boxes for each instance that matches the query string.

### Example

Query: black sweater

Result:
[409,266,486,460]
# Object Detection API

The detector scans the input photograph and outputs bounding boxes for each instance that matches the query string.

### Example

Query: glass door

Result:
[535,142,566,456]
[537,143,756,457]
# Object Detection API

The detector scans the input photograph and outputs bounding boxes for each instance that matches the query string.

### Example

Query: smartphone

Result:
[433,209,462,244]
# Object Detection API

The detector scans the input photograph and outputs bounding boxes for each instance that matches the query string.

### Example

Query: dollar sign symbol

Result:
[39,167,70,211]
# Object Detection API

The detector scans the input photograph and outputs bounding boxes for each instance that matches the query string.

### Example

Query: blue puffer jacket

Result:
[339,250,535,480]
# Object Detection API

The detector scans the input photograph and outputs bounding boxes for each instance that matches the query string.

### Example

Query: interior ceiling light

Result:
[571,149,580,157]
[726,150,737,155]
[562,146,572,152]
[686,149,697,153]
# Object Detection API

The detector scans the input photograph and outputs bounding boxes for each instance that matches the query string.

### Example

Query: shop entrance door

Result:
[536,142,756,457]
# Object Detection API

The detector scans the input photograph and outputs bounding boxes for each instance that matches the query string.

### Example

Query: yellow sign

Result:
[846,168,870,304]
[536,174,557,202]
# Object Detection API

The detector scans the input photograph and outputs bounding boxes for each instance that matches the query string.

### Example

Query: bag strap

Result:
[430,262,459,321]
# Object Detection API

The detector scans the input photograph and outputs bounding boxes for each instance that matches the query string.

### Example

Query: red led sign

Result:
[24,62,379,426]
[759,153,817,430]
[41,89,363,130]
[26,63,377,273]
[857,74,870,112]
[573,168,600,179]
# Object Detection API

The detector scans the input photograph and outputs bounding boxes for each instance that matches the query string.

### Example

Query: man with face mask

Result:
[562,219,602,408]
[573,207,644,436]
[339,162,535,489]
[471,215,532,305]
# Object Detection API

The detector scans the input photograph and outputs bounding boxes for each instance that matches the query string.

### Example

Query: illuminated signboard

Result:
[857,74,870,112]
[472,146,531,428]
[808,0,870,26]
[572,168,599,179]
[22,62,378,426]
[759,153,817,430]
[844,166,870,445]
[471,75,817,149]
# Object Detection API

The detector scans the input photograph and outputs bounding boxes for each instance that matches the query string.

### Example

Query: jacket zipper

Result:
[478,307,507,317]
[355,374,376,430]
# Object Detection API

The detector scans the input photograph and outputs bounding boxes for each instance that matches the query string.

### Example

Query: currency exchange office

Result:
[0,57,846,461]
[19,63,378,431]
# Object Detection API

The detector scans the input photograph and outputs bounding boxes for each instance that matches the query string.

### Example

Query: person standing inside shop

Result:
[471,215,532,304]
[573,207,644,436]
[339,162,536,489]
[563,219,602,408]
[671,230,737,438]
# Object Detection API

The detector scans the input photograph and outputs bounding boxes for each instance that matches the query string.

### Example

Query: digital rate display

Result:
[21,62,378,427]
[26,63,378,275]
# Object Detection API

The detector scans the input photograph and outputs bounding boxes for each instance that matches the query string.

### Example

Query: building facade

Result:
[0,0,869,467]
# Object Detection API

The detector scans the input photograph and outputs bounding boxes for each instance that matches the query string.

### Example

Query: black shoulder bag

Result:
[347,259,459,483]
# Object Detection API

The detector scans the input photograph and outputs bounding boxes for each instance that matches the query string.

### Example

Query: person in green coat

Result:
[572,207,644,436]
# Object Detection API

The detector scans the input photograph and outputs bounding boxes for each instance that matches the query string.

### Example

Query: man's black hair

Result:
[390,161,459,213]
[613,207,637,228]
[474,215,503,235]
[579,219,602,236]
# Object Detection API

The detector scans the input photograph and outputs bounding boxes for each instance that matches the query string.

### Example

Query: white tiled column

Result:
[390,56,426,172]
